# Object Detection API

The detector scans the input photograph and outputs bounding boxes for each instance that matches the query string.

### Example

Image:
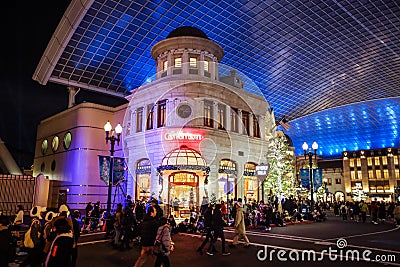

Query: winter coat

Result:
[234,206,246,234]
[45,232,74,267]
[155,224,171,256]
[139,214,159,246]
[211,208,225,232]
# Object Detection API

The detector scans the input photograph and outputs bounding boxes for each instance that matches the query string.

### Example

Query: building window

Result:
[189,57,197,68]
[367,157,373,166]
[383,169,389,179]
[349,159,355,167]
[351,171,356,180]
[157,100,167,128]
[335,178,341,184]
[382,156,388,165]
[41,139,48,155]
[326,178,332,185]
[163,61,168,71]
[368,169,375,179]
[204,100,213,128]
[174,58,182,68]
[63,132,72,150]
[231,107,239,132]
[204,61,209,72]
[357,170,362,179]
[217,104,226,129]
[356,158,361,167]
[374,157,380,166]
[242,111,250,135]
[146,105,154,130]
[376,170,382,179]
[136,107,143,132]
[253,115,260,138]
[51,136,59,152]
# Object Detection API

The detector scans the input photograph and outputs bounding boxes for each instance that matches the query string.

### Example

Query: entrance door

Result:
[168,171,199,219]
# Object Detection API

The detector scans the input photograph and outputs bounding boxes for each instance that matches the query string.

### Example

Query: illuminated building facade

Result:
[32,27,276,213]
[343,148,400,202]
[123,27,274,216]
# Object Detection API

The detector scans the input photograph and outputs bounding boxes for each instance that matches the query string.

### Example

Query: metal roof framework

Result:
[33,0,400,157]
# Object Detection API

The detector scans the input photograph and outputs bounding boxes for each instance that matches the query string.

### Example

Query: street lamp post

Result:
[302,141,318,212]
[104,121,123,214]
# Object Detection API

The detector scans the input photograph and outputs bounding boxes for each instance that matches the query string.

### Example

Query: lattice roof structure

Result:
[33,0,400,158]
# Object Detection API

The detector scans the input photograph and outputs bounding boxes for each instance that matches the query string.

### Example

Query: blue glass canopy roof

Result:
[33,0,400,158]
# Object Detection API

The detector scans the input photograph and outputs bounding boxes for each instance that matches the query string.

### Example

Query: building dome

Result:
[161,145,206,166]
[166,26,209,39]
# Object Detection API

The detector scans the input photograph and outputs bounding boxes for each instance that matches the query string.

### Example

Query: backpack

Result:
[24,219,40,248]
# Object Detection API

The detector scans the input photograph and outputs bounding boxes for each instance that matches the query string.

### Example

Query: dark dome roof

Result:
[166,26,209,39]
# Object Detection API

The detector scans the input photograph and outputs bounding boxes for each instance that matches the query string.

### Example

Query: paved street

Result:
[74,214,400,267]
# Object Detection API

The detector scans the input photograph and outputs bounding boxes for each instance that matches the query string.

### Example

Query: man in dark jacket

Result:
[206,204,230,256]
[196,205,213,254]
[134,206,159,267]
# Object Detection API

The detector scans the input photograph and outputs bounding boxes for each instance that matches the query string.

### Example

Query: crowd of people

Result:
[0,204,80,267]
[2,196,399,267]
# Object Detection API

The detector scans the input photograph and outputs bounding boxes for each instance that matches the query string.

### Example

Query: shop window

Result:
[217,104,226,129]
[157,100,167,128]
[230,107,239,132]
[136,107,143,132]
[204,100,213,128]
[136,159,151,200]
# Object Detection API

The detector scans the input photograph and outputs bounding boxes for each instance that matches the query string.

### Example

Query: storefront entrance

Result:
[168,171,199,219]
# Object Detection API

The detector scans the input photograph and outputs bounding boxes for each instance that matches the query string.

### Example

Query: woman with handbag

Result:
[154,217,171,267]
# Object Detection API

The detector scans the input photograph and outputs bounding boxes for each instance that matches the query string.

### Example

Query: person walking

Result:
[359,200,369,223]
[133,206,159,267]
[196,205,213,254]
[206,204,230,256]
[230,199,250,248]
[153,217,171,267]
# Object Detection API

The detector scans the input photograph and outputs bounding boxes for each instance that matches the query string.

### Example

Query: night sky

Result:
[1,2,125,170]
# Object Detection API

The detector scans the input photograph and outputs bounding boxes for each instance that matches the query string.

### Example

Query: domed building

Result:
[32,26,276,215]
[123,26,275,217]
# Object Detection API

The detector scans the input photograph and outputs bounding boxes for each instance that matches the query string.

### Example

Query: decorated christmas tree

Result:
[265,132,295,202]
